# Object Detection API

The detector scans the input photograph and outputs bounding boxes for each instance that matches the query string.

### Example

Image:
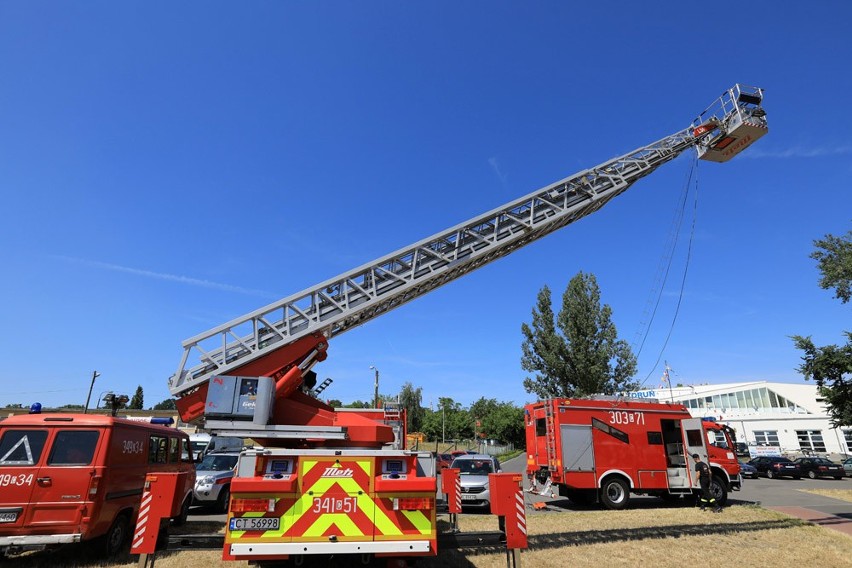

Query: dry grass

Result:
[8,505,851,568]
[797,488,852,503]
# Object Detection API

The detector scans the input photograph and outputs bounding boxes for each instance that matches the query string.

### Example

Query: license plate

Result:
[461,494,478,500]
[229,517,280,531]
[0,512,17,523]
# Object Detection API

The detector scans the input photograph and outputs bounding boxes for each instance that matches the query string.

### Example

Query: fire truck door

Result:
[680,419,709,488]
[560,426,594,472]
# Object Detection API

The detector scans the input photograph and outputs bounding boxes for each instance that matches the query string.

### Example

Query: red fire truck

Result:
[161,85,766,565]
[524,398,742,509]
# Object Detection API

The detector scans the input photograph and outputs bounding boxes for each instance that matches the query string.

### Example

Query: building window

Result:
[796,430,826,452]
[843,430,852,452]
[753,430,779,446]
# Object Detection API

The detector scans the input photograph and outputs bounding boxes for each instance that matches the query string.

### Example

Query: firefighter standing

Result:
[692,453,722,513]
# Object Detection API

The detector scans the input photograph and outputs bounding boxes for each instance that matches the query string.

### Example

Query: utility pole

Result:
[370,365,380,409]
[83,371,100,414]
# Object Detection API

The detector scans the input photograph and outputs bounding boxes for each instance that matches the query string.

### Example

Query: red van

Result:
[0,413,195,557]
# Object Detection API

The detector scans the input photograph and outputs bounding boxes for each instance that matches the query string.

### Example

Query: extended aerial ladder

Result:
[168,84,768,446]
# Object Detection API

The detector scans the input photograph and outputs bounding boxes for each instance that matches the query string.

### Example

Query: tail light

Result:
[88,475,102,497]
[818,466,828,471]
[231,498,274,513]
[393,498,433,511]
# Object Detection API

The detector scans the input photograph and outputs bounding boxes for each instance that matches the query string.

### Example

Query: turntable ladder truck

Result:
[161,84,767,565]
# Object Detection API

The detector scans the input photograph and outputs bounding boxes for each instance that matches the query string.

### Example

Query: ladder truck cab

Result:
[524,398,742,509]
[162,85,766,565]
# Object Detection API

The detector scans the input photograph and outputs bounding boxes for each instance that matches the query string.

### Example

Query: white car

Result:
[193,451,239,512]
[450,454,501,509]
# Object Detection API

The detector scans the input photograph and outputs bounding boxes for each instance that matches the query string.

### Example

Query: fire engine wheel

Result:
[103,514,129,557]
[600,478,630,510]
[709,475,728,506]
[216,486,231,514]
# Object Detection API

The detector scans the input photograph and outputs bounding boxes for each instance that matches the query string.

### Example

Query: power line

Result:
[639,154,700,387]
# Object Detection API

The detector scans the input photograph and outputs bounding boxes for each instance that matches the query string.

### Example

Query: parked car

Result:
[747,456,801,479]
[843,458,852,477]
[793,457,845,479]
[193,451,240,512]
[450,454,501,509]
[738,460,758,479]
[435,453,452,472]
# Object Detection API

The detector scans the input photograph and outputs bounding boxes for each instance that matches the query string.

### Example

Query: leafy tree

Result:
[521,272,638,398]
[792,333,852,426]
[129,386,144,410]
[420,398,471,441]
[152,398,177,410]
[345,400,372,409]
[399,382,424,433]
[469,397,525,447]
[792,227,852,426]
[811,230,852,303]
[326,399,343,408]
[59,404,84,409]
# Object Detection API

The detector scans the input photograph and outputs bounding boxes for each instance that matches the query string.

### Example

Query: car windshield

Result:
[197,454,238,471]
[455,459,494,475]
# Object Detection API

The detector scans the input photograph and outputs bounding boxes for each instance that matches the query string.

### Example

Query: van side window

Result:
[168,437,180,463]
[48,431,99,466]
[0,430,48,466]
[181,439,192,462]
[149,435,168,464]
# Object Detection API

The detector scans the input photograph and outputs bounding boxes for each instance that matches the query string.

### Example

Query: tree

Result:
[521,272,638,398]
[811,230,852,303]
[326,399,343,408]
[792,333,852,427]
[152,398,177,410]
[129,386,144,410]
[469,397,525,447]
[399,382,425,433]
[792,228,852,426]
[420,397,471,442]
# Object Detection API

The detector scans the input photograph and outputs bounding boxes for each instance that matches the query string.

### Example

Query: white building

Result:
[626,381,851,456]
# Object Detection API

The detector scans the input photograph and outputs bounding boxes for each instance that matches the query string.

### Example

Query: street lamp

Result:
[95,390,113,410]
[83,371,100,414]
[369,365,379,409]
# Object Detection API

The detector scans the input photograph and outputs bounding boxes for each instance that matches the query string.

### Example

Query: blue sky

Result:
[1,3,850,411]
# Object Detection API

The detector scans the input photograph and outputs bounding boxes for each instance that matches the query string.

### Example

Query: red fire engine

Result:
[524,398,742,509]
[159,85,766,565]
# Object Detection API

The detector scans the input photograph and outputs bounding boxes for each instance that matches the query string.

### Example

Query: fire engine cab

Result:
[524,398,742,509]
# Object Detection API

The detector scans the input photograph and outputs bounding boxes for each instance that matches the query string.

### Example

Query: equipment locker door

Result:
[680,419,708,488]
[560,425,594,472]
